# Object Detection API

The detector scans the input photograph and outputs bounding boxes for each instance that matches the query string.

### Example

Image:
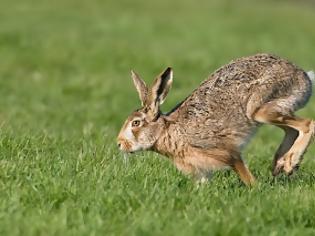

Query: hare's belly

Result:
[174,156,228,176]
[173,147,231,175]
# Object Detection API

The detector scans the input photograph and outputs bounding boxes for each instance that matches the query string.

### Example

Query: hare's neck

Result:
[153,120,187,159]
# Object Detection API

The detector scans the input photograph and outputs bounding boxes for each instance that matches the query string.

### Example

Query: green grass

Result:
[1,0,315,235]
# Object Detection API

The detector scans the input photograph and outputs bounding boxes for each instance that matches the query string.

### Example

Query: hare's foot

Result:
[272,127,298,176]
[195,173,212,186]
[282,120,315,175]
[253,103,314,176]
[273,158,286,176]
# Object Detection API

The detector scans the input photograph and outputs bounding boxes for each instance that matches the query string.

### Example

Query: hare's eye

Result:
[132,120,141,127]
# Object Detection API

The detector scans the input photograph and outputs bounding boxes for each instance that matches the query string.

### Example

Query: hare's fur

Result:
[118,53,314,185]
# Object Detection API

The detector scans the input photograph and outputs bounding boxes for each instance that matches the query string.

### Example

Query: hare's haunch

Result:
[117,53,314,185]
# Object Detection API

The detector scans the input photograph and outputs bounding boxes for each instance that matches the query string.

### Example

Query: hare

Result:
[117,53,315,185]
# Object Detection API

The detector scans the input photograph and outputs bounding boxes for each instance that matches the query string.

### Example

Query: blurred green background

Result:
[1,0,315,235]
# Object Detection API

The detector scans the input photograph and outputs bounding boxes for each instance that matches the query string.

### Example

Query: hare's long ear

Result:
[131,70,148,106]
[147,67,173,118]
[150,67,173,108]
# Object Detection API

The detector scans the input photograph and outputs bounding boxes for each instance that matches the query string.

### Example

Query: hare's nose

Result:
[117,142,122,149]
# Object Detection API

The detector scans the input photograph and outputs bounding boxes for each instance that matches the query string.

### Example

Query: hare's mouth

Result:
[122,149,134,154]
[120,146,136,153]
[117,137,148,154]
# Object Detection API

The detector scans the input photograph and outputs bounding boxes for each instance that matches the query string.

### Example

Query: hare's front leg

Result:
[194,172,213,185]
[179,148,255,186]
[231,158,256,186]
[173,157,211,184]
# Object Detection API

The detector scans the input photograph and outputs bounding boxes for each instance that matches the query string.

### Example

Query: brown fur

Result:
[117,53,314,185]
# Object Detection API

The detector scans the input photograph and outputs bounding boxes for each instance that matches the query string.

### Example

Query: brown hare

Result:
[117,53,314,185]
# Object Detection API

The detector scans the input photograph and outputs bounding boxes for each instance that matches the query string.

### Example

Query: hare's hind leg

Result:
[253,102,314,175]
[272,127,298,176]
[187,148,255,186]
[281,118,314,174]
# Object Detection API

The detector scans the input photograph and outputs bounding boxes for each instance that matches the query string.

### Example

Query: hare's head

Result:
[117,67,173,153]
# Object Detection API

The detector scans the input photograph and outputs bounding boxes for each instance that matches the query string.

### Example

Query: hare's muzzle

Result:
[117,137,133,152]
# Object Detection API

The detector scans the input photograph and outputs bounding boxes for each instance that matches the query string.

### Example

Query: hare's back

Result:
[175,53,310,127]
[206,53,301,88]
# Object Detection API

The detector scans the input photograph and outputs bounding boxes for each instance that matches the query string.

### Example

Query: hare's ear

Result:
[151,67,173,106]
[131,70,148,106]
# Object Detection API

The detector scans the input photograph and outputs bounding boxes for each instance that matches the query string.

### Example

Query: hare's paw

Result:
[284,120,315,175]
[272,158,285,176]
[194,171,212,186]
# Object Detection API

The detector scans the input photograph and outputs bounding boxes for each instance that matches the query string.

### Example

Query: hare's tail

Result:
[306,71,315,142]
[307,70,315,82]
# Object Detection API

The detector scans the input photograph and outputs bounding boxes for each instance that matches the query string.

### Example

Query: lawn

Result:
[1,0,315,235]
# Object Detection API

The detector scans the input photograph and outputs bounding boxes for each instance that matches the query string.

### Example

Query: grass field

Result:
[1,0,315,235]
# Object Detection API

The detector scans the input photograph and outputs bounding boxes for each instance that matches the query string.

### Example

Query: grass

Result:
[1,0,315,235]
